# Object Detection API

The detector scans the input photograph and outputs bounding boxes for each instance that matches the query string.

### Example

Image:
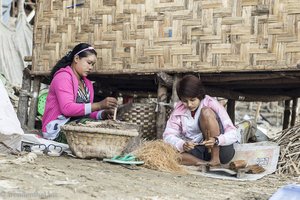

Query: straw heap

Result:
[133,140,186,174]
[273,123,300,175]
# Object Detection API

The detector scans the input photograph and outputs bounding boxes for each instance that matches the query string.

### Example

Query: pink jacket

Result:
[163,95,240,152]
[42,66,99,133]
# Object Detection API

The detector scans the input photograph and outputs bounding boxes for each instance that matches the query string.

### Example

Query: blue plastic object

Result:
[269,184,300,200]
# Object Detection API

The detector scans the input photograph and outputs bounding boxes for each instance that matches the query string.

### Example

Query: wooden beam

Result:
[284,88,300,98]
[200,71,300,82]
[205,86,292,102]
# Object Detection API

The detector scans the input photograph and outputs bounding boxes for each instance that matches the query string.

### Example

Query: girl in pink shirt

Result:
[163,75,240,166]
[42,43,117,143]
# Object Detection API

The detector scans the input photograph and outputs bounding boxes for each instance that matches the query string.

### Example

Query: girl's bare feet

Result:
[208,160,221,167]
[195,161,208,166]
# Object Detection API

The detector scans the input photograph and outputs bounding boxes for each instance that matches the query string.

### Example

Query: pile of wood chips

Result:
[133,140,187,174]
[273,123,300,175]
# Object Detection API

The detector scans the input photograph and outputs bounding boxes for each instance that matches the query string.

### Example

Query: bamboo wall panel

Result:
[32,0,300,75]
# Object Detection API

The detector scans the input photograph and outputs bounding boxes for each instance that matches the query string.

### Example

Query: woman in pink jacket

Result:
[163,75,240,166]
[42,43,117,143]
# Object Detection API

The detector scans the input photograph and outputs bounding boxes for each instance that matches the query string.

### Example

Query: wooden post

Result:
[254,102,262,122]
[27,77,41,130]
[156,82,168,139]
[227,99,235,124]
[171,74,181,107]
[157,72,173,88]
[282,100,291,130]
[290,98,298,127]
[17,67,32,129]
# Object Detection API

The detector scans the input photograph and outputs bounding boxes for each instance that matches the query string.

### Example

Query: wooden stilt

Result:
[171,74,181,107]
[227,99,235,124]
[27,77,41,130]
[17,67,32,129]
[157,72,173,89]
[156,82,168,139]
[254,102,262,122]
[282,100,291,130]
[290,98,298,127]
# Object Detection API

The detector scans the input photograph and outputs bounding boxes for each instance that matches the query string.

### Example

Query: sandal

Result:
[31,144,47,155]
[30,144,63,157]
[103,154,144,165]
[47,144,63,157]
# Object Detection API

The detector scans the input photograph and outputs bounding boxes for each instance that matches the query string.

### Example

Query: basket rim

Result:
[61,124,139,137]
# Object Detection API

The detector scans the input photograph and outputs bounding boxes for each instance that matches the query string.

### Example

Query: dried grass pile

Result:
[133,140,187,174]
[272,123,300,175]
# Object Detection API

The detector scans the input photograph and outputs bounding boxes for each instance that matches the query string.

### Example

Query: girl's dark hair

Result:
[176,74,205,100]
[50,43,97,81]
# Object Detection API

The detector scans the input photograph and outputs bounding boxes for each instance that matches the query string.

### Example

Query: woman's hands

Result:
[101,109,115,119]
[92,97,118,113]
[98,97,118,110]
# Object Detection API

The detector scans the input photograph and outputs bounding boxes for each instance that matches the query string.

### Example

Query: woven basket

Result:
[120,103,157,140]
[61,120,139,159]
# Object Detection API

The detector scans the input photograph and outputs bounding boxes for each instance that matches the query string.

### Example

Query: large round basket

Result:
[61,120,139,159]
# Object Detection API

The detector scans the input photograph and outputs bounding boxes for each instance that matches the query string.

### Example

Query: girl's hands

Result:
[183,141,197,152]
[202,137,217,148]
[98,97,117,110]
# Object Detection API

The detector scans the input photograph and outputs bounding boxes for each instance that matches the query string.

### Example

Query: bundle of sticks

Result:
[229,160,265,174]
[273,123,300,175]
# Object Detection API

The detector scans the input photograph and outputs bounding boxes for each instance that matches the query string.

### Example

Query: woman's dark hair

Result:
[176,74,205,100]
[50,43,97,81]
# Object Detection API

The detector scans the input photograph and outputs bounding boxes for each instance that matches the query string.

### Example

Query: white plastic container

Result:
[269,184,300,200]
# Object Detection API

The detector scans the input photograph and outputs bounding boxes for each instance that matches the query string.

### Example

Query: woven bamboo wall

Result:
[32,0,300,75]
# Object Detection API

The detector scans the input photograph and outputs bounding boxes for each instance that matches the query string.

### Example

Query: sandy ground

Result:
[0,153,298,200]
[0,101,297,199]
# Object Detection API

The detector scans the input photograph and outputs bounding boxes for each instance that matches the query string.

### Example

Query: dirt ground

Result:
[0,153,298,200]
[0,101,298,199]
